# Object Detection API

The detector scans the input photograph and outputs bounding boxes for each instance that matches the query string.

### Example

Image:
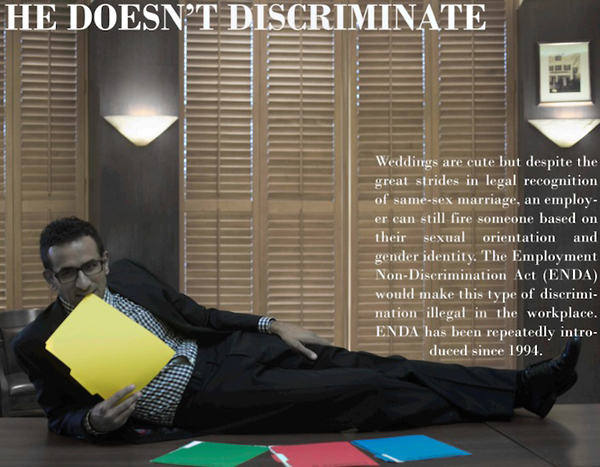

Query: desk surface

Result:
[1,405,598,466]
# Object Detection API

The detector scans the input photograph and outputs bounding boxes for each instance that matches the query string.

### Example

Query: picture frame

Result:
[539,42,591,104]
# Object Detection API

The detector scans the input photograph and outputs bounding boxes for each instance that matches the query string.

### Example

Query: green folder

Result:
[151,440,268,467]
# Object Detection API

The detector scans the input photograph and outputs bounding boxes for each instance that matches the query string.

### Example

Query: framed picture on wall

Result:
[539,42,591,104]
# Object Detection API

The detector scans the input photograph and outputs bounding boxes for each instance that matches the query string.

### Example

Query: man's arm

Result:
[13,337,97,440]
[112,259,334,357]
[169,291,334,358]
[18,343,138,440]
[110,259,263,332]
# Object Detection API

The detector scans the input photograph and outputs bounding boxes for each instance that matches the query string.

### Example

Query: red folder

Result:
[270,441,378,467]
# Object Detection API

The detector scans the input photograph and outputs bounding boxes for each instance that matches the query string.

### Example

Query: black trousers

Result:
[173,332,517,433]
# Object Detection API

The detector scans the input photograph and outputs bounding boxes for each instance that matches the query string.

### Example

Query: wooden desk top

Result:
[1,404,597,466]
[489,404,600,467]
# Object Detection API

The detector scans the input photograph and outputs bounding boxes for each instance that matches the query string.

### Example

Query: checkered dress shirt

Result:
[59,290,274,427]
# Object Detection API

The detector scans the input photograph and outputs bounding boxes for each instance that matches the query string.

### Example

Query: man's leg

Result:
[247,333,581,420]
[173,332,516,433]
[258,337,517,421]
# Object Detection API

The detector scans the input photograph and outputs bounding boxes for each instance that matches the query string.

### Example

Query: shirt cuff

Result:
[258,316,276,334]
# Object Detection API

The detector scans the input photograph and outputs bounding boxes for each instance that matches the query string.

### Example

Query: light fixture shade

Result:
[528,118,600,148]
[104,115,178,146]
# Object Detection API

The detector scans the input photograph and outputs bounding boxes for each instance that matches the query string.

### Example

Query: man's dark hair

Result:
[40,216,105,270]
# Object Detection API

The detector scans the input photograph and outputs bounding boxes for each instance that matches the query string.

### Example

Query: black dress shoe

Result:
[518,336,581,418]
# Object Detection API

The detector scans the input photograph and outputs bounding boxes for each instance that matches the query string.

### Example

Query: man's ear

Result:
[103,251,110,275]
[43,269,57,290]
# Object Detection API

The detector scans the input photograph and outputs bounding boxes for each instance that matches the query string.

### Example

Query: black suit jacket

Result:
[13,259,262,443]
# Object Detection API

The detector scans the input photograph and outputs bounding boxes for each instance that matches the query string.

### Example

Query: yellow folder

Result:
[46,294,175,400]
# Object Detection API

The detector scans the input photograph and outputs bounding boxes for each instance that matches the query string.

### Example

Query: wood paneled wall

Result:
[88,0,180,287]
[518,0,600,403]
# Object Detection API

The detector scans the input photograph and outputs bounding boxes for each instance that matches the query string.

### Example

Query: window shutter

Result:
[262,2,342,341]
[183,1,256,313]
[183,1,517,363]
[185,211,254,312]
[184,2,253,201]
[184,1,343,341]
[353,2,428,357]
[3,2,86,310]
[352,0,516,366]
[0,2,6,310]
[434,0,516,367]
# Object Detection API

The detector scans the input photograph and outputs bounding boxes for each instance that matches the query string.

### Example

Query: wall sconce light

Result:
[104,115,178,146]
[528,118,600,148]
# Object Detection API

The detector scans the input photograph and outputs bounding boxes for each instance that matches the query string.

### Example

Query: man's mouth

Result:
[76,291,95,299]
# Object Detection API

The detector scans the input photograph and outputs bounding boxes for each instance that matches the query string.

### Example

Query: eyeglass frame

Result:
[50,258,106,284]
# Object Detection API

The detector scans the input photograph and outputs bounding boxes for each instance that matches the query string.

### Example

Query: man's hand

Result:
[270,321,332,360]
[88,385,140,433]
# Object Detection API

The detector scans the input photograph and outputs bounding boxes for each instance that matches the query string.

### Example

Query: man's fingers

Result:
[90,390,140,433]
[105,384,136,408]
[303,348,318,360]
[111,396,139,424]
[290,339,318,360]
[272,321,331,358]
[94,385,137,422]
[110,391,140,418]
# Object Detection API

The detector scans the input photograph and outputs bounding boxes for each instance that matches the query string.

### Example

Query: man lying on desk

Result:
[13,217,581,444]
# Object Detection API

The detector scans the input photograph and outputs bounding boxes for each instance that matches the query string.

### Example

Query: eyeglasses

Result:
[52,259,105,284]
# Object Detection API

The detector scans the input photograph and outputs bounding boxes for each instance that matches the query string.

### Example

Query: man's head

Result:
[40,217,109,306]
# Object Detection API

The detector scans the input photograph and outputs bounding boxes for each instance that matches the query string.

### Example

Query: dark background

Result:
[518,0,600,403]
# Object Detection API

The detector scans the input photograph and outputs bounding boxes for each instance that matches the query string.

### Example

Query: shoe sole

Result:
[536,392,557,418]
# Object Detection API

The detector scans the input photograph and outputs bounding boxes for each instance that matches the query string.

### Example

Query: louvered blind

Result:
[185,1,253,201]
[185,211,254,312]
[0,2,7,310]
[266,211,339,340]
[434,0,516,367]
[353,0,516,367]
[184,0,256,312]
[0,3,4,201]
[265,20,336,201]
[183,1,516,362]
[263,1,340,341]
[184,1,342,342]
[353,1,428,358]
[1,1,85,310]
[20,28,78,199]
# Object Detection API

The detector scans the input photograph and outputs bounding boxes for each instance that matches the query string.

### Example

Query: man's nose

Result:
[75,270,91,289]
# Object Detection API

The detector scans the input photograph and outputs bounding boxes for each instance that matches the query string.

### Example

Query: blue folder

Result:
[352,435,471,463]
